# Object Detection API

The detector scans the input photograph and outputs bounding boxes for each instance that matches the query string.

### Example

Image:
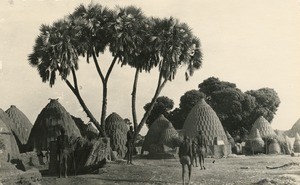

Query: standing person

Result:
[191,138,198,167]
[126,126,134,165]
[179,135,192,185]
[196,130,208,170]
[57,127,69,178]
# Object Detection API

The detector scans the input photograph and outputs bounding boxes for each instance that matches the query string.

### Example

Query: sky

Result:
[0,0,299,136]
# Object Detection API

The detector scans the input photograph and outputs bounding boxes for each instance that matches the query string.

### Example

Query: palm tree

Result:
[28,19,106,137]
[134,17,203,135]
[107,6,154,133]
[69,4,115,133]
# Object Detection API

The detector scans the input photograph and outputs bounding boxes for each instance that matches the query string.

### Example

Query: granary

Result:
[105,112,128,158]
[181,99,230,157]
[142,115,179,156]
[27,99,81,152]
[5,105,33,153]
[0,117,20,161]
[249,116,276,139]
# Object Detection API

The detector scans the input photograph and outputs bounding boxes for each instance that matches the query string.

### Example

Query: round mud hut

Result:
[0,117,20,161]
[142,115,179,155]
[249,116,276,139]
[27,99,81,152]
[105,112,128,158]
[5,105,33,153]
[181,99,228,145]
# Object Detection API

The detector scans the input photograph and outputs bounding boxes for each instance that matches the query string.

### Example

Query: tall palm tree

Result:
[107,6,154,133]
[135,17,203,135]
[69,4,115,132]
[28,19,106,137]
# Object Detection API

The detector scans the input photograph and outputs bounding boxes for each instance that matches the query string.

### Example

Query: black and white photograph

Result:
[0,0,300,184]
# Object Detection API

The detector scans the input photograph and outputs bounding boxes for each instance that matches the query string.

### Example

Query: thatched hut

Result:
[85,123,99,140]
[287,118,300,137]
[245,129,265,154]
[0,117,20,161]
[182,99,229,145]
[105,112,128,158]
[142,115,179,155]
[5,105,32,153]
[268,138,281,154]
[294,133,300,153]
[72,115,87,137]
[249,116,276,139]
[27,99,81,152]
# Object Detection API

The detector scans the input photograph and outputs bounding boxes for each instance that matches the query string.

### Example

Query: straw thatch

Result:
[226,131,235,148]
[142,115,179,153]
[5,105,33,153]
[268,139,281,154]
[105,112,128,158]
[287,118,300,137]
[72,115,99,140]
[72,115,87,136]
[182,99,228,145]
[249,116,276,139]
[27,99,81,152]
[0,117,20,161]
[246,129,265,154]
[294,133,300,153]
[285,135,294,154]
[85,123,99,140]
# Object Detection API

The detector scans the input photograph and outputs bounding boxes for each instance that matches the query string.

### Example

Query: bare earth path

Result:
[42,155,300,185]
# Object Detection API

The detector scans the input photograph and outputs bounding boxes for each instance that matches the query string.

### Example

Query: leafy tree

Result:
[208,88,256,133]
[245,88,280,124]
[169,90,205,129]
[144,96,174,127]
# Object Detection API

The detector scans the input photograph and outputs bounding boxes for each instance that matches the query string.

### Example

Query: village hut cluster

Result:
[1,97,300,183]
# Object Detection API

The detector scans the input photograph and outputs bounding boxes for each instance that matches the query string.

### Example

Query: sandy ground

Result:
[41,155,300,185]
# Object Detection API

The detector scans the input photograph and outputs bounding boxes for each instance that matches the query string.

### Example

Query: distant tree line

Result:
[144,77,280,137]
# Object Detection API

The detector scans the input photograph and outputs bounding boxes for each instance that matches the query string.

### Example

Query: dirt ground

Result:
[41,155,300,185]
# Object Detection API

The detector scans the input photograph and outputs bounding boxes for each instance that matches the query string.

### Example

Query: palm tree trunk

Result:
[92,51,118,130]
[101,82,108,134]
[64,68,106,137]
[131,68,139,133]
[135,71,170,135]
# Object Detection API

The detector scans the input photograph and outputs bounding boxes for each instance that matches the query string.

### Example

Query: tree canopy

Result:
[28,3,203,137]
[169,77,280,137]
[143,96,174,128]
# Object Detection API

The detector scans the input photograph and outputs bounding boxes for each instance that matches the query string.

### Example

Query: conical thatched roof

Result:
[249,116,276,138]
[0,116,20,160]
[27,99,81,151]
[143,115,179,152]
[5,105,32,145]
[72,115,87,137]
[105,112,128,157]
[287,118,300,137]
[85,123,99,140]
[182,99,228,145]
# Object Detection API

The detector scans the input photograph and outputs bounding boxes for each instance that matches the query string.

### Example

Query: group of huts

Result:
[0,99,132,177]
[141,98,300,158]
[1,98,300,179]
